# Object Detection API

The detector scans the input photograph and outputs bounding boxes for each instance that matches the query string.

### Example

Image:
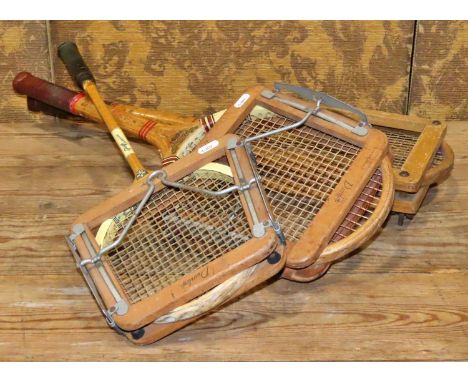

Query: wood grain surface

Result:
[0,120,467,361]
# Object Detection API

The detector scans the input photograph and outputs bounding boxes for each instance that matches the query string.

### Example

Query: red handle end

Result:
[13,72,79,113]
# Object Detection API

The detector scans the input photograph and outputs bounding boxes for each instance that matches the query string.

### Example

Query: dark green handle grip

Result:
[57,42,95,88]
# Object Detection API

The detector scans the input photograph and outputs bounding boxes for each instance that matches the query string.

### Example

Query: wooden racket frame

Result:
[422,140,454,186]
[67,133,281,331]
[123,246,286,344]
[198,86,389,270]
[334,108,447,193]
[282,155,394,281]
[393,141,454,214]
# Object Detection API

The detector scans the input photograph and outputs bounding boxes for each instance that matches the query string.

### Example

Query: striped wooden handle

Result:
[58,42,146,178]
[13,72,222,165]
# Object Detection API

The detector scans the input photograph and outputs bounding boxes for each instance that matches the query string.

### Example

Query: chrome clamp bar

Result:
[244,109,314,144]
[261,82,369,136]
[78,164,259,268]
[243,141,286,244]
[155,170,257,197]
[66,233,125,333]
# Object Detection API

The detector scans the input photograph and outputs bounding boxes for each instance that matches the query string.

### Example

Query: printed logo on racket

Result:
[182,266,211,289]
[333,180,354,203]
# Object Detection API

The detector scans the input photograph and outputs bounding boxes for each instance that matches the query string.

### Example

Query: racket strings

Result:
[329,169,383,243]
[375,125,444,170]
[431,147,445,167]
[238,113,360,242]
[374,126,420,168]
[104,171,251,304]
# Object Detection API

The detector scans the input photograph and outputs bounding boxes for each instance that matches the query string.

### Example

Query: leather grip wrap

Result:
[13,71,77,112]
[57,42,95,87]
[27,97,81,120]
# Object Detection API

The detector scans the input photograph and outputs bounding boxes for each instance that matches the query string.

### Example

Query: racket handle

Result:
[13,71,77,113]
[27,97,82,120]
[57,42,95,88]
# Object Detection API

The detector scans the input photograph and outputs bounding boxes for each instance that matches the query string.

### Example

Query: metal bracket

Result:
[244,108,314,144]
[260,83,369,136]
[242,142,286,244]
[253,220,286,244]
[156,170,256,197]
[66,233,126,334]
[68,228,129,315]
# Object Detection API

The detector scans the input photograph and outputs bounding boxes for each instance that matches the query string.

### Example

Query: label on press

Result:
[234,93,250,108]
[197,140,219,154]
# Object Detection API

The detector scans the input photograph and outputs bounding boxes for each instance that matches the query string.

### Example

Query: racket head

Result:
[392,140,454,215]
[358,111,446,193]
[422,140,454,186]
[122,246,286,344]
[67,133,283,331]
[289,139,454,281]
[199,86,390,270]
[282,155,394,281]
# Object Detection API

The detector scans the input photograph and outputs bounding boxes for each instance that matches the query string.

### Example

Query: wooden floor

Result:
[0,120,467,361]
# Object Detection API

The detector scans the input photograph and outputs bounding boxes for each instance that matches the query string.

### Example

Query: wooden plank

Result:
[0,121,466,360]
[0,274,466,361]
[49,21,414,116]
[0,21,51,123]
[409,21,468,120]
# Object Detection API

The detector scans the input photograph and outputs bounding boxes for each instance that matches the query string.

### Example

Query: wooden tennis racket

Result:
[15,71,397,283]
[67,133,285,341]
[53,43,285,343]
[13,72,223,165]
[197,84,393,279]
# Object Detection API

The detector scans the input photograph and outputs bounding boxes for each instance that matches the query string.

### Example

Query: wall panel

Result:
[0,21,51,122]
[49,20,414,117]
[409,21,467,120]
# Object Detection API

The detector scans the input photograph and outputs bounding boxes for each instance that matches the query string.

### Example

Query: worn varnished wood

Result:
[200,87,391,270]
[332,107,447,192]
[72,134,280,332]
[0,121,466,360]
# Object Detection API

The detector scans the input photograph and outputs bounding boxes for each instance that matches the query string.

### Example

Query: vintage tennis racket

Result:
[56,42,286,343]
[66,133,285,341]
[13,72,222,165]
[393,141,454,218]
[16,73,395,281]
[197,83,392,277]
[333,108,454,222]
